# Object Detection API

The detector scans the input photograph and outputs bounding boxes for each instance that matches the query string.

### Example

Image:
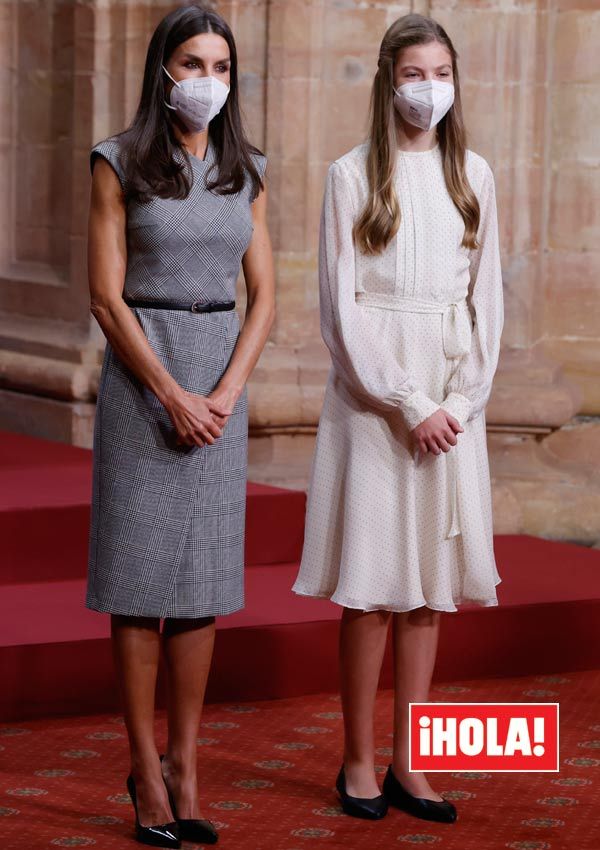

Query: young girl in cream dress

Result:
[292,13,504,824]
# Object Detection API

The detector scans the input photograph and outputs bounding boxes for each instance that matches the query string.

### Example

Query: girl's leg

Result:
[111,614,173,826]
[391,605,444,800]
[339,606,393,797]
[160,615,216,819]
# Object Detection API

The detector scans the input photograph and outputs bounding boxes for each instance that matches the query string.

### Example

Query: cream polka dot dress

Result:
[291,139,504,613]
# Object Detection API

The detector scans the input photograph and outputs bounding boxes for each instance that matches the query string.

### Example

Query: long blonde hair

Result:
[353,14,481,255]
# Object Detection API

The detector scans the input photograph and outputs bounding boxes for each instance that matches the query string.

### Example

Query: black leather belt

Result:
[124,297,235,313]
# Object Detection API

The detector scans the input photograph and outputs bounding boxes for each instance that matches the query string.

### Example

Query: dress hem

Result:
[291,577,502,614]
[85,597,245,619]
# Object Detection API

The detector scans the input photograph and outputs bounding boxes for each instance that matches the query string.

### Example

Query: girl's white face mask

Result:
[162,65,230,132]
[393,79,454,131]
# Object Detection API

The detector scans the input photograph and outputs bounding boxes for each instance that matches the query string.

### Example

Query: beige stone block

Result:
[460,80,501,157]
[72,149,93,238]
[510,479,599,541]
[489,481,524,535]
[14,227,52,265]
[542,251,600,340]
[551,83,600,163]
[272,160,310,251]
[17,0,53,72]
[16,70,53,146]
[496,163,544,255]
[15,144,51,227]
[267,0,315,80]
[549,165,600,251]
[320,81,371,162]
[322,6,388,52]
[501,251,536,349]
[538,338,600,414]
[489,348,583,427]
[554,10,600,83]
[433,0,527,8]
[74,74,96,147]
[0,350,96,401]
[499,82,546,166]
[0,146,12,259]
[0,388,97,448]
[53,1,76,73]
[488,429,600,541]
[68,238,91,322]
[248,432,314,489]
[74,2,96,73]
[299,383,327,424]
[223,0,268,79]
[238,69,266,141]
[267,77,314,163]
[249,343,298,385]
[434,10,501,85]
[543,419,600,468]
[557,1,600,11]
[306,159,330,232]
[248,380,303,426]
[297,339,330,387]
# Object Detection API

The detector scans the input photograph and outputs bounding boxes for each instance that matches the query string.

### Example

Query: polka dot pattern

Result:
[292,141,504,612]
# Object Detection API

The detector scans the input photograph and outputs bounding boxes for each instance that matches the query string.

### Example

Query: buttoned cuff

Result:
[400,390,441,432]
[439,392,472,428]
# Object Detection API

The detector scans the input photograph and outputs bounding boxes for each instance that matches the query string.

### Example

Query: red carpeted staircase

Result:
[1,429,600,722]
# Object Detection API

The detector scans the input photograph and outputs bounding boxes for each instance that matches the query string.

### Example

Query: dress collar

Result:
[175,135,216,168]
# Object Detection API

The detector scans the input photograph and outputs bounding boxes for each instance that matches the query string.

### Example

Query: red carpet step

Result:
[1,430,600,722]
[0,429,306,581]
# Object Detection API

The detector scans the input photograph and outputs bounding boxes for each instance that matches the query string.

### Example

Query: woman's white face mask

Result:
[162,65,230,132]
[393,79,454,131]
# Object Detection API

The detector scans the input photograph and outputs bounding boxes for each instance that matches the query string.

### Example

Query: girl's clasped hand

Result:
[412,408,464,455]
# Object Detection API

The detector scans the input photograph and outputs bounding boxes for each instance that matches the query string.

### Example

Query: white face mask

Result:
[162,65,230,132]
[393,79,454,131]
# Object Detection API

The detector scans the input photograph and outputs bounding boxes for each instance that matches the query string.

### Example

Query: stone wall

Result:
[0,0,597,542]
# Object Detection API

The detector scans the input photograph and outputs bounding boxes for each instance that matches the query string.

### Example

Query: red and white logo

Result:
[409,702,559,772]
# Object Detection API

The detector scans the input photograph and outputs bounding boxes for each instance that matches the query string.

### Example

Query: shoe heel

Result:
[383,764,457,824]
[335,764,388,820]
[159,754,219,844]
[125,771,181,848]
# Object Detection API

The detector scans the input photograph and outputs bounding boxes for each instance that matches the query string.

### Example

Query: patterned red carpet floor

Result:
[1,668,598,850]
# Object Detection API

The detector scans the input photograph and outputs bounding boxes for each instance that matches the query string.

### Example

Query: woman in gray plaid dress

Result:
[86,6,274,847]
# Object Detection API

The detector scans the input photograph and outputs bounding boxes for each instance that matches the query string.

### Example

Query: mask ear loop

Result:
[162,64,178,111]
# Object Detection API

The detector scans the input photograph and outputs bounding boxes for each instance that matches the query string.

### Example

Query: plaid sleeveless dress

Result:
[86,133,266,617]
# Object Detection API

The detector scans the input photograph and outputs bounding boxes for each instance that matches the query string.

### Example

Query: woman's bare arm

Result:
[206,175,276,425]
[88,157,227,446]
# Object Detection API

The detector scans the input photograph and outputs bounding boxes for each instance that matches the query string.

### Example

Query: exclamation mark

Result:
[532,717,545,756]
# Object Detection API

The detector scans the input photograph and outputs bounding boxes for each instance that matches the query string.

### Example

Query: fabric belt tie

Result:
[355,291,473,540]
[124,297,235,313]
[355,292,472,359]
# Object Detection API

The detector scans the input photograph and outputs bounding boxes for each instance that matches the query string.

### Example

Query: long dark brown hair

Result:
[110,4,264,203]
[353,13,481,255]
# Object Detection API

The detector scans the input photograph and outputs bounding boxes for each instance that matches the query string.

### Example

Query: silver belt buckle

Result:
[191,300,203,313]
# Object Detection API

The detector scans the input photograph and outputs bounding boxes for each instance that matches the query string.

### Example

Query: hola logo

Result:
[409,703,559,772]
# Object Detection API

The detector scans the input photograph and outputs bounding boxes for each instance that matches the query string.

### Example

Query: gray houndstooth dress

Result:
[86,133,266,618]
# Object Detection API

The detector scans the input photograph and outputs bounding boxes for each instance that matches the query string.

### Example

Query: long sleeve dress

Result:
[291,140,504,613]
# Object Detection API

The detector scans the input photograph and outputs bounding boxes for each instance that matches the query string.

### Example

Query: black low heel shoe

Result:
[125,773,181,848]
[382,764,457,823]
[159,754,219,844]
[335,764,388,820]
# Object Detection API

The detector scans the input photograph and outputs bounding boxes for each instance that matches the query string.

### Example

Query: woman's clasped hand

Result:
[166,388,235,448]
